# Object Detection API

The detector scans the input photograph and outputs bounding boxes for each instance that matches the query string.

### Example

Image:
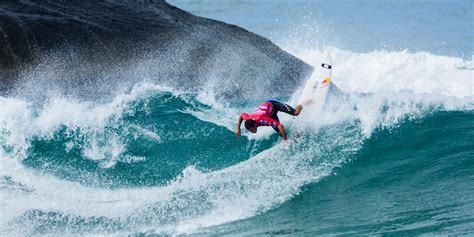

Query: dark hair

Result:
[244,120,256,130]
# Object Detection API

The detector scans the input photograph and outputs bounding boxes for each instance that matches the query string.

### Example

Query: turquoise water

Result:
[1,1,474,236]
[195,111,474,236]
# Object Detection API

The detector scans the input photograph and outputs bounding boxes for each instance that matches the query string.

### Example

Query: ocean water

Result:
[1,1,474,236]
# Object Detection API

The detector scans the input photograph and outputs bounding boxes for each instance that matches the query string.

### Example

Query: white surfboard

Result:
[298,53,332,111]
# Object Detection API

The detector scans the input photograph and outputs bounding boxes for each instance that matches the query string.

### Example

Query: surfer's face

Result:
[248,125,258,133]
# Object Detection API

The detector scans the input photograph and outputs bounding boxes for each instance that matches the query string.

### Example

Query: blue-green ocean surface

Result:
[1,1,473,236]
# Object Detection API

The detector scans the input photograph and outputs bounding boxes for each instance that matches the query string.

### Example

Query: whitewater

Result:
[1,1,474,236]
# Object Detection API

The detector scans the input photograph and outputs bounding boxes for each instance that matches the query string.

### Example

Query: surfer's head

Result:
[244,119,257,133]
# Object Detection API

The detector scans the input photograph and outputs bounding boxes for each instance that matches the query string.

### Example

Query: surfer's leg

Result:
[271,116,281,135]
[268,109,281,135]
[268,100,298,116]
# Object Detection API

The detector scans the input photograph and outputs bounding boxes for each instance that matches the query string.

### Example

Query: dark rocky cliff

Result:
[0,0,313,99]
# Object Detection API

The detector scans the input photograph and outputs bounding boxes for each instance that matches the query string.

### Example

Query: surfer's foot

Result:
[294,104,303,116]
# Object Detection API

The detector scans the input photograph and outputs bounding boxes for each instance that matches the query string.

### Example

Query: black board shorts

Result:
[266,99,296,133]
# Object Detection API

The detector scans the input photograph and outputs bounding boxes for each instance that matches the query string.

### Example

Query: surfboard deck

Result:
[298,53,332,111]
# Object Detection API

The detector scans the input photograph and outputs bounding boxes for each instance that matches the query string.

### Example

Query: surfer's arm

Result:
[235,114,243,137]
[277,124,288,140]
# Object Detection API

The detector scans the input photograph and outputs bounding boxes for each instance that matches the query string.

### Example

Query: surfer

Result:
[235,100,302,140]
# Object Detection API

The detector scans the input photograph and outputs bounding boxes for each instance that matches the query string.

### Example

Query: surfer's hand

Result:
[235,128,241,137]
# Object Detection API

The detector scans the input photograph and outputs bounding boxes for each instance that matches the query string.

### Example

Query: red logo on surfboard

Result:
[321,77,331,88]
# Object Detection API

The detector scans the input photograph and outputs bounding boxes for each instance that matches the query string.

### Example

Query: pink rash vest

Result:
[241,102,280,129]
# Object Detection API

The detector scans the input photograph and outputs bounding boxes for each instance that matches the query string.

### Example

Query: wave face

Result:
[0,82,357,235]
[1,47,473,236]
[199,111,474,236]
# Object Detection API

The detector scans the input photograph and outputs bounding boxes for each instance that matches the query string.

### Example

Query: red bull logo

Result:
[322,77,331,87]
